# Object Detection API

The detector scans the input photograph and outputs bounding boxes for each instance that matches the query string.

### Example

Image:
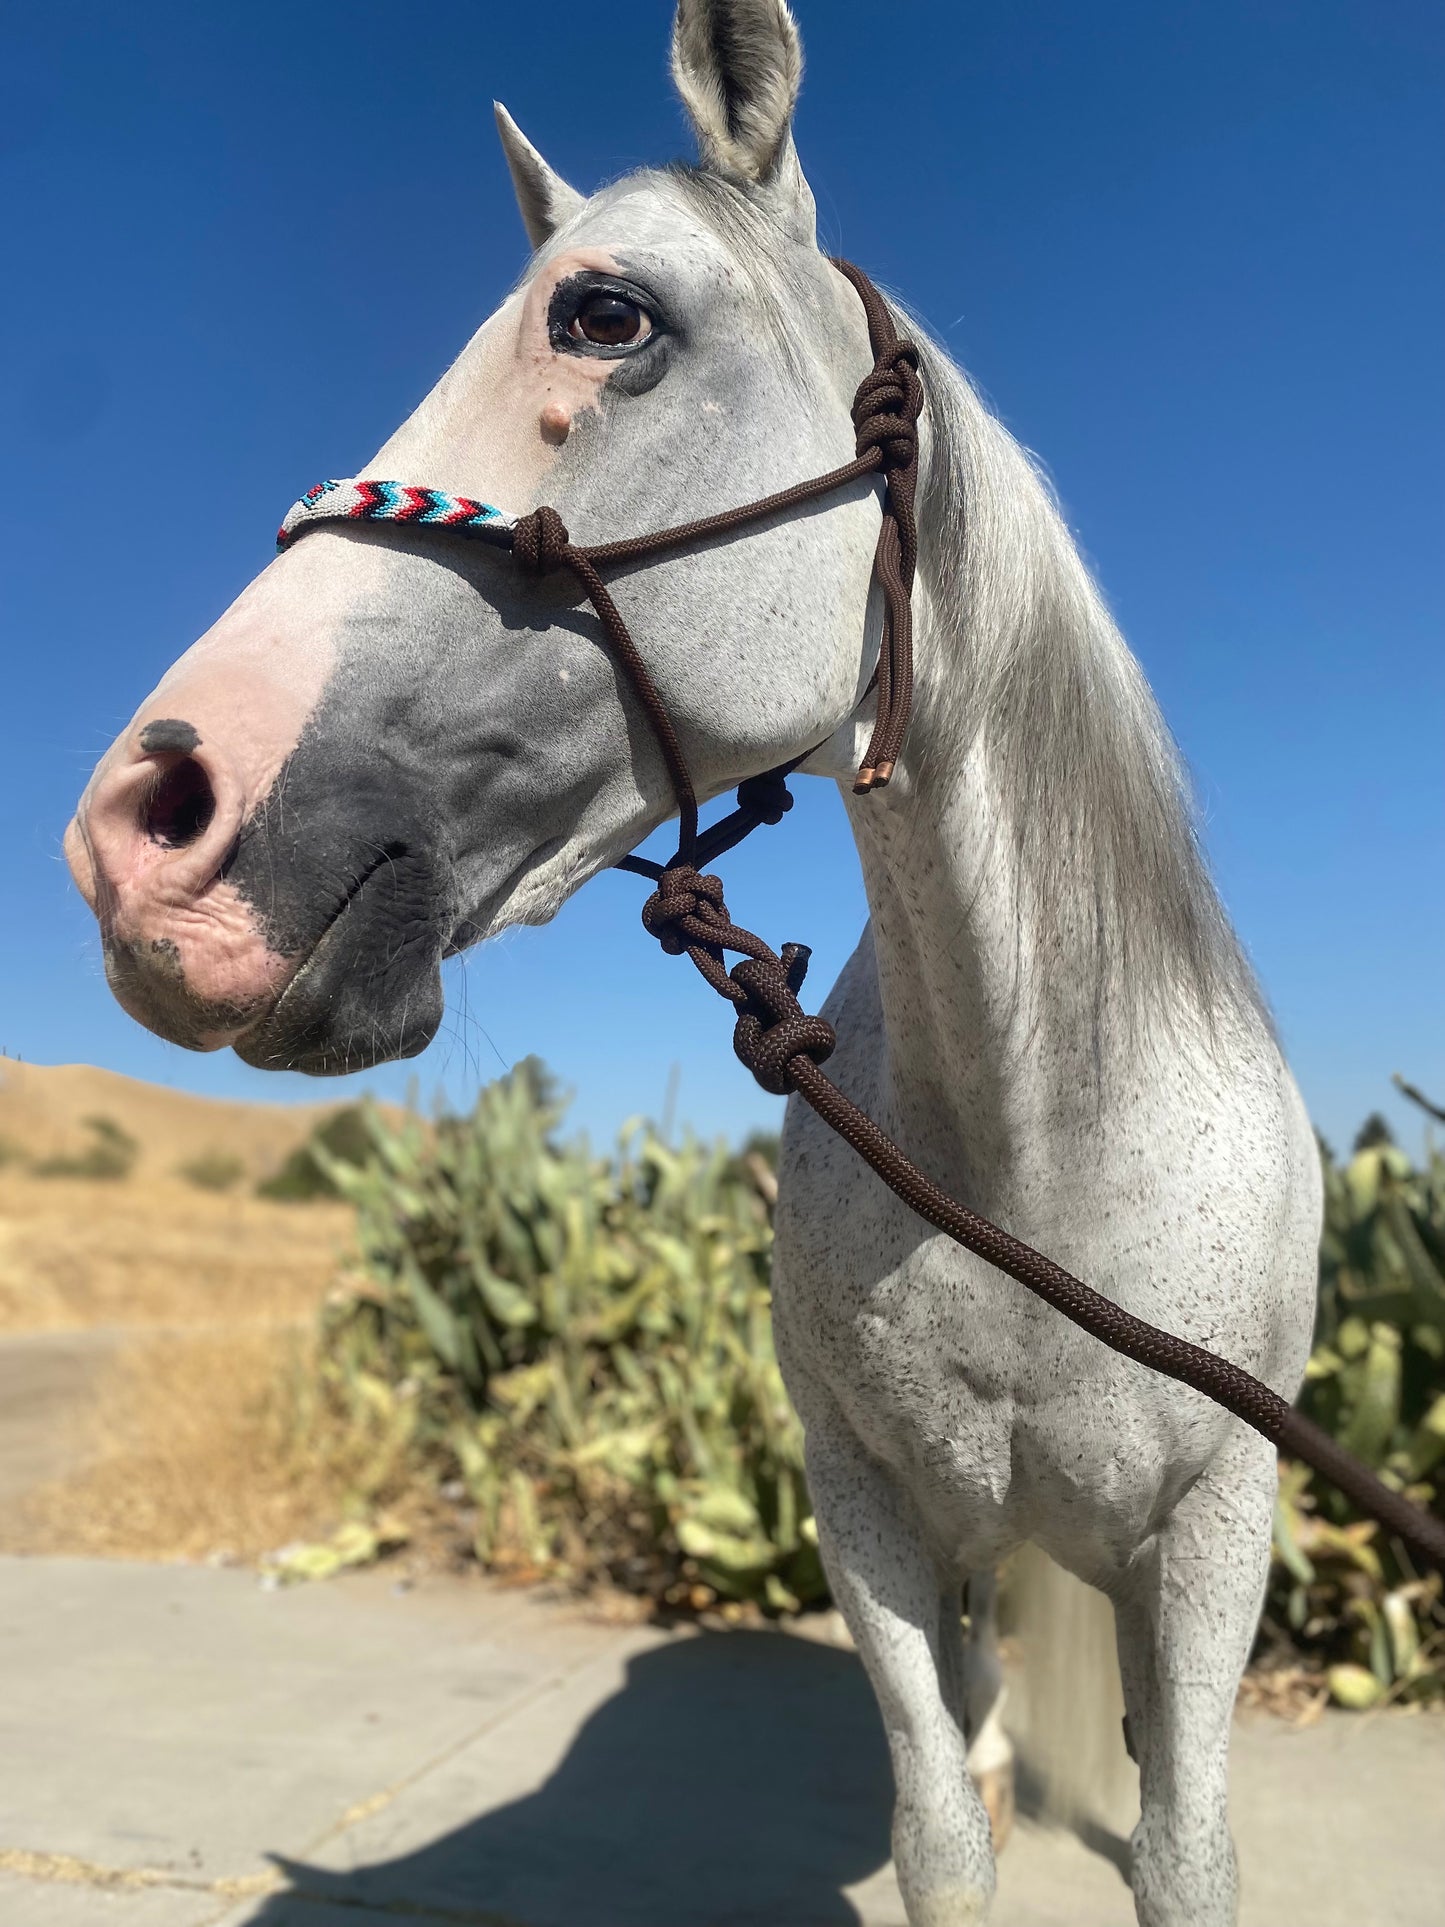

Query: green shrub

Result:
[176,1151,246,1193]
[33,1114,137,1180]
[311,1062,822,1613]
[1266,1105,1445,1705]
[304,1062,1443,1685]
[257,1106,375,1201]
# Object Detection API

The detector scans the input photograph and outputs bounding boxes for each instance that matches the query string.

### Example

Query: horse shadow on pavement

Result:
[251,1629,896,1927]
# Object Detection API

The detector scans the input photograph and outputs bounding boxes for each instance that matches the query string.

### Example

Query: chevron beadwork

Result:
[276,479,517,552]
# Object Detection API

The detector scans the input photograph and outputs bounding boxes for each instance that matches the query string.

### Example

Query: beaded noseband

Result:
[275,259,1445,1574]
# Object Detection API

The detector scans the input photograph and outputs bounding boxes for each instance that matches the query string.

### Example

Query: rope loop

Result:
[638,867,835,1093]
[640,865,727,957]
[729,951,837,1095]
[511,505,572,576]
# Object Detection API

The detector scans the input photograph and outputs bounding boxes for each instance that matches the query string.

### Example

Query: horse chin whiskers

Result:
[451,833,585,948]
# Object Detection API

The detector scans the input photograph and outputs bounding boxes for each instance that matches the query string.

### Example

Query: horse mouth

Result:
[234,842,451,1076]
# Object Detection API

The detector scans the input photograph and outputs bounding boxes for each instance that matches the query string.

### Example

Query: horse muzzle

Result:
[66,717,454,1076]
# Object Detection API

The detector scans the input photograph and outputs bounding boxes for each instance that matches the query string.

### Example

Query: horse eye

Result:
[569,293,651,347]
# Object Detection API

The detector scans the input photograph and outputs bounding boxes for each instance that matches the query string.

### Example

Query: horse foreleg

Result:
[804,1404,996,1927]
[935,1574,1014,1851]
[962,1573,1014,1851]
[1111,1430,1276,1927]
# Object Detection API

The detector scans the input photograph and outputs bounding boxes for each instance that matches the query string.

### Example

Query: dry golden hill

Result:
[0,1059,339,1181]
[0,1060,367,1334]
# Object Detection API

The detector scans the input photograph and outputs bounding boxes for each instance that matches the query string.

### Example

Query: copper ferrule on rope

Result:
[831,259,923,796]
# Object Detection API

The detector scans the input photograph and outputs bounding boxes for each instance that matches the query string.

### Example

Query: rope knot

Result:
[510,505,572,576]
[735,771,795,826]
[640,865,727,956]
[851,340,923,472]
[729,947,837,1096]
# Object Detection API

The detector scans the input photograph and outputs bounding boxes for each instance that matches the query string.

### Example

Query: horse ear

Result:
[671,0,805,186]
[493,103,585,249]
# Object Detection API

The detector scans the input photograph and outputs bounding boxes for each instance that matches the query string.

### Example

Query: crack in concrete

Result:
[2,1619,651,1927]
[0,1847,528,1924]
[0,1846,281,1899]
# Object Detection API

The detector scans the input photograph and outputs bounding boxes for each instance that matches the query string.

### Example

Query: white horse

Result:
[65,5,1320,1921]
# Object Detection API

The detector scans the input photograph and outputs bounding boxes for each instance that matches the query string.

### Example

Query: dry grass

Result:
[0,1060,358,1334]
[0,1325,347,1563]
[0,1060,374,1561]
[0,1169,353,1333]
[1236,1664,1332,1724]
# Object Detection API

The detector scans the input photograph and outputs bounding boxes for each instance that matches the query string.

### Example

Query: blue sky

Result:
[2,1,1440,1156]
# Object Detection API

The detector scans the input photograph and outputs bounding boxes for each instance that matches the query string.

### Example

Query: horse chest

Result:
[773,1170,1215,1559]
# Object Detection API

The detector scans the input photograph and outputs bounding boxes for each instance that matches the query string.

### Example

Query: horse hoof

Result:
[972,1761,1015,1853]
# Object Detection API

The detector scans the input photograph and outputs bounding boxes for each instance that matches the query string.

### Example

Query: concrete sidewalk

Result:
[0,1556,1439,1927]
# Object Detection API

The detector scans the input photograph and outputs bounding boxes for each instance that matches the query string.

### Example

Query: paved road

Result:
[0,1555,1438,1926]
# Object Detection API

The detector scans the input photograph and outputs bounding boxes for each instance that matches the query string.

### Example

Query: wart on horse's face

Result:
[65,19,882,1075]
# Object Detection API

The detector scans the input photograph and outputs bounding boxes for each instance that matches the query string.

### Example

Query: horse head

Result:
[66,1,887,1075]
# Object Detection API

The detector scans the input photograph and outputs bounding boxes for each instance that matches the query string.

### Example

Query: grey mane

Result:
[908,323,1265,1039]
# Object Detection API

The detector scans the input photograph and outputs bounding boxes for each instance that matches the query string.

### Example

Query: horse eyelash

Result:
[545,273,670,359]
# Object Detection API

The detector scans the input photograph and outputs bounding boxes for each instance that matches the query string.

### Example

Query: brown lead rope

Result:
[634,865,1445,1576]
[504,260,1445,1578]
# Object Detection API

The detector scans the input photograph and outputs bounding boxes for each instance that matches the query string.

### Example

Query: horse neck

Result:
[837,355,1258,1202]
[841,705,1078,1205]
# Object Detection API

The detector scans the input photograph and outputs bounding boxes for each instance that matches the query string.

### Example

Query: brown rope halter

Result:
[510,259,920,833]
[310,257,1445,1575]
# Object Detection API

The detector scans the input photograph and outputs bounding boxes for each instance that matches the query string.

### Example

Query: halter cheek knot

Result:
[510,505,572,576]
[851,340,923,473]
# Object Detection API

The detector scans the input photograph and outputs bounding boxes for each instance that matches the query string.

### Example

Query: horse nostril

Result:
[143,756,217,849]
